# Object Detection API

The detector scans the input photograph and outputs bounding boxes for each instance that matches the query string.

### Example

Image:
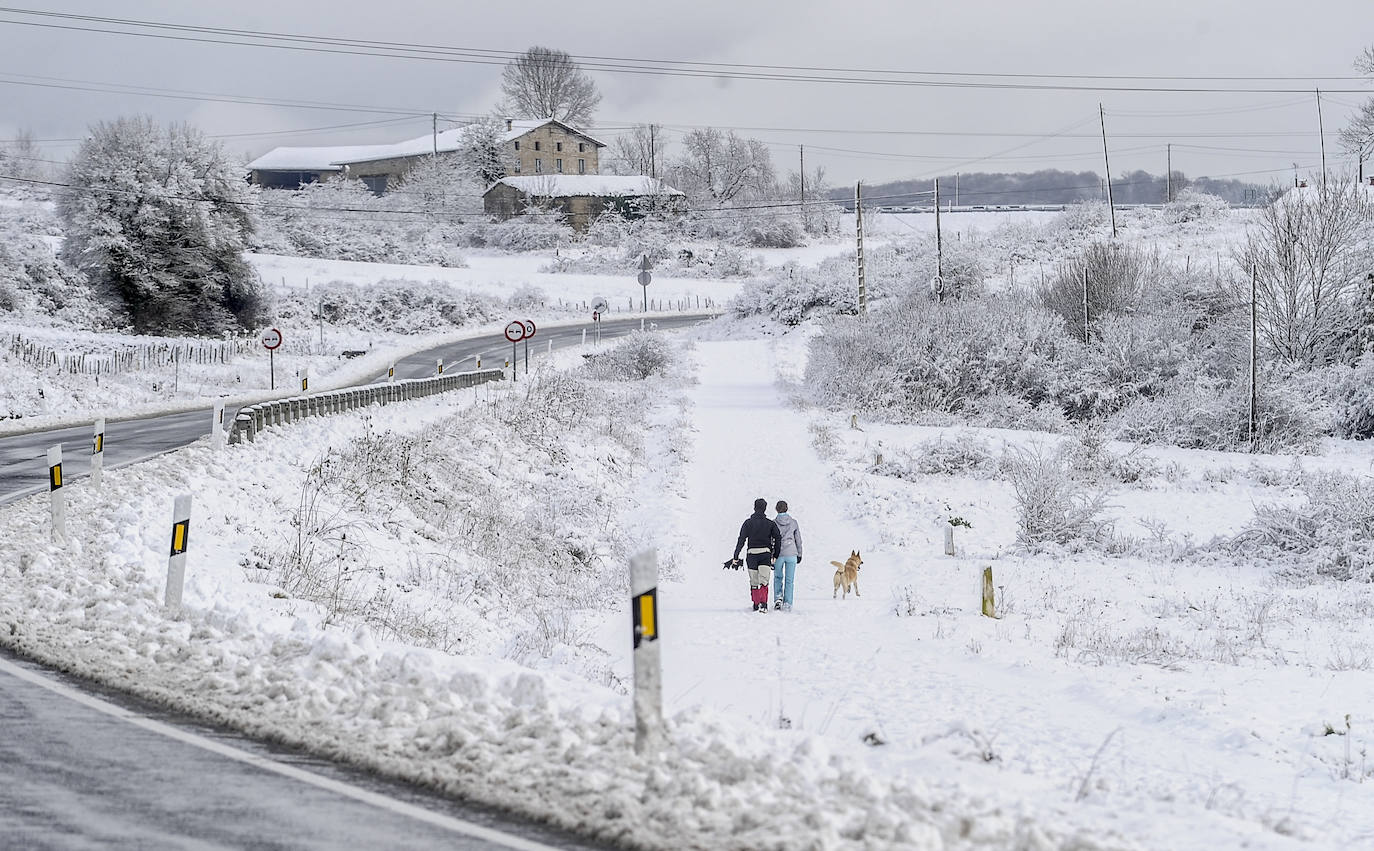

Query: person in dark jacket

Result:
[732,498,782,613]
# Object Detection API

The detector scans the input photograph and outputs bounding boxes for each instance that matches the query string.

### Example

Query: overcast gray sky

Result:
[2,0,1371,188]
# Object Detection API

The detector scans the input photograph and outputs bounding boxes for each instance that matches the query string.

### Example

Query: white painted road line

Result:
[0,656,561,851]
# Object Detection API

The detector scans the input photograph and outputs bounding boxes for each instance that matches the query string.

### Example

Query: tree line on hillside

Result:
[826,169,1274,208]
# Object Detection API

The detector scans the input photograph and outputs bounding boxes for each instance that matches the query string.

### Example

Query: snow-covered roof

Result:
[498,118,607,148]
[489,175,685,198]
[248,119,606,173]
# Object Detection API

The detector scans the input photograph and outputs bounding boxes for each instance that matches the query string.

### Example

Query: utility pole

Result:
[1099,103,1118,238]
[1166,144,1172,203]
[934,178,944,303]
[855,181,867,314]
[1249,265,1258,448]
[432,112,438,158]
[1082,266,1091,345]
[649,125,657,179]
[799,144,806,232]
[1316,89,1328,186]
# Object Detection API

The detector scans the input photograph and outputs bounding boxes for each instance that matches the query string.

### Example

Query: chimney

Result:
[505,117,512,131]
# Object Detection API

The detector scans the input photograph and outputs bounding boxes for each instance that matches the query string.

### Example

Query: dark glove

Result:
[723,558,742,570]
[796,556,802,564]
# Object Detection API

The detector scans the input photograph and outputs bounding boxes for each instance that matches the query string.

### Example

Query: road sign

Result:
[523,320,536,337]
[591,296,609,312]
[637,270,653,287]
[261,328,282,350]
[639,254,652,271]
[504,321,526,342]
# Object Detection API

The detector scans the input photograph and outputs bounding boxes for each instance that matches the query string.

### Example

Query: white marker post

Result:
[630,549,664,756]
[90,417,105,488]
[47,444,65,544]
[165,494,192,611]
[437,358,444,376]
[211,402,224,452]
[387,363,395,383]
[300,367,310,393]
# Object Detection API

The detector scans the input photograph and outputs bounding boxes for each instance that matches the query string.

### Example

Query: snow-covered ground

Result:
[4,321,1372,849]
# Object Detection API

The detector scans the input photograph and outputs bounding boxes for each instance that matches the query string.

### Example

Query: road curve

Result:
[0,314,713,504]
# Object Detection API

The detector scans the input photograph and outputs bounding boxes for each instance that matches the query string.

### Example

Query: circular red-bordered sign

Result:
[523,320,536,337]
[504,321,526,343]
[261,327,283,350]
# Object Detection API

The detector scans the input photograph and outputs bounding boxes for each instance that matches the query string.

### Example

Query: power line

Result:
[0,7,1369,93]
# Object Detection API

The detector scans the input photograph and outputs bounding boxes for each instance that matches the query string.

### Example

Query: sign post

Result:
[637,255,653,313]
[47,444,65,544]
[166,494,192,611]
[91,417,105,487]
[592,297,608,345]
[261,328,282,390]
[504,321,526,382]
[523,320,536,377]
[631,548,664,755]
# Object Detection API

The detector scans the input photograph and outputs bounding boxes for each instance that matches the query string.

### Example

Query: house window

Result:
[360,175,388,195]
[556,158,563,173]
[535,158,543,173]
[578,158,586,174]
[556,141,563,152]
[534,141,541,151]
[514,141,520,150]
[514,160,521,172]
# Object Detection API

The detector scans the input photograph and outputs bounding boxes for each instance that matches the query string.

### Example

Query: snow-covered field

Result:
[4,321,1372,849]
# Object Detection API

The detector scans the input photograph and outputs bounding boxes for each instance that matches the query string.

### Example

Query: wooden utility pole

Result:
[1166,144,1172,203]
[799,144,806,231]
[1099,103,1118,238]
[649,125,657,179]
[432,112,438,158]
[934,178,944,302]
[1249,265,1259,447]
[855,181,867,313]
[1316,89,1328,185]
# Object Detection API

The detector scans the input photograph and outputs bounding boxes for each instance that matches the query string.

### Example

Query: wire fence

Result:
[5,333,260,376]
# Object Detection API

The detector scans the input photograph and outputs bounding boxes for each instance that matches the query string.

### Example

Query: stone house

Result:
[246,118,606,192]
[483,175,685,231]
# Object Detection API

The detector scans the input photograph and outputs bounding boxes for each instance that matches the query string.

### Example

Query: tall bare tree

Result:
[1232,180,1372,365]
[1340,46,1374,178]
[671,128,775,205]
[500,46,601,128]
[609,124,663,177]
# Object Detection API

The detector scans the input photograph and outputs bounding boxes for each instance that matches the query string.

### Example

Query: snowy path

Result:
[657,339,890,732]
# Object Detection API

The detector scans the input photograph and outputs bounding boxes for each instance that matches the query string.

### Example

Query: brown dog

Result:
[831,551,862,599]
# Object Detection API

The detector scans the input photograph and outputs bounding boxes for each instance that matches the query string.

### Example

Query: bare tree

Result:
[1340,46,1374,179]
[500,46,601,127]
[609,124,663,177]
[785,164,834,235]
[1232,180,1372,365]
[671,128,775,205]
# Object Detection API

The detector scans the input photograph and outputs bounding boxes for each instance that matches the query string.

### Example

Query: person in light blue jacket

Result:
[772,500,803,611]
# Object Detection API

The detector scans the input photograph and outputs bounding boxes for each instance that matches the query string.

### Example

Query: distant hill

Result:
[828,169,1273,208]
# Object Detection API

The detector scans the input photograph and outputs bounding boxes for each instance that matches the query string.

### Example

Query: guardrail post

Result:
[233,412,253,444]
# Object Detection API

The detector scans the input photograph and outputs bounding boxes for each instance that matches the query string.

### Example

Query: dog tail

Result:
[830,561,844,569]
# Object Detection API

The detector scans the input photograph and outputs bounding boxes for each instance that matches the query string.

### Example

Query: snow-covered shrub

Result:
[1108,375,1320,453]
[1226,470,1374,580]
[1056,201,1110,233]
[806,294,1074,419]
[1040,242,1151,342]
[581,331,679,380]
[478,211,573,252]
[60,116,264,333]
[962,393,1070,433]
[873,433,1000,479]
[1337,353,1374,438]
[1163,189,1229,224]
[506,284,547,312]
[731,263,856,325]
[1006,443,1113,550]
[905,236,987,300]
[280,280,502,334]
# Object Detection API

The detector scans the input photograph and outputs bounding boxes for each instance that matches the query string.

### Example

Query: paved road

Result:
[0,314,712,504]
[0,650,608,850]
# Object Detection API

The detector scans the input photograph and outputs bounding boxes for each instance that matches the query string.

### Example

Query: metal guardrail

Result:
[228,368,506,444]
